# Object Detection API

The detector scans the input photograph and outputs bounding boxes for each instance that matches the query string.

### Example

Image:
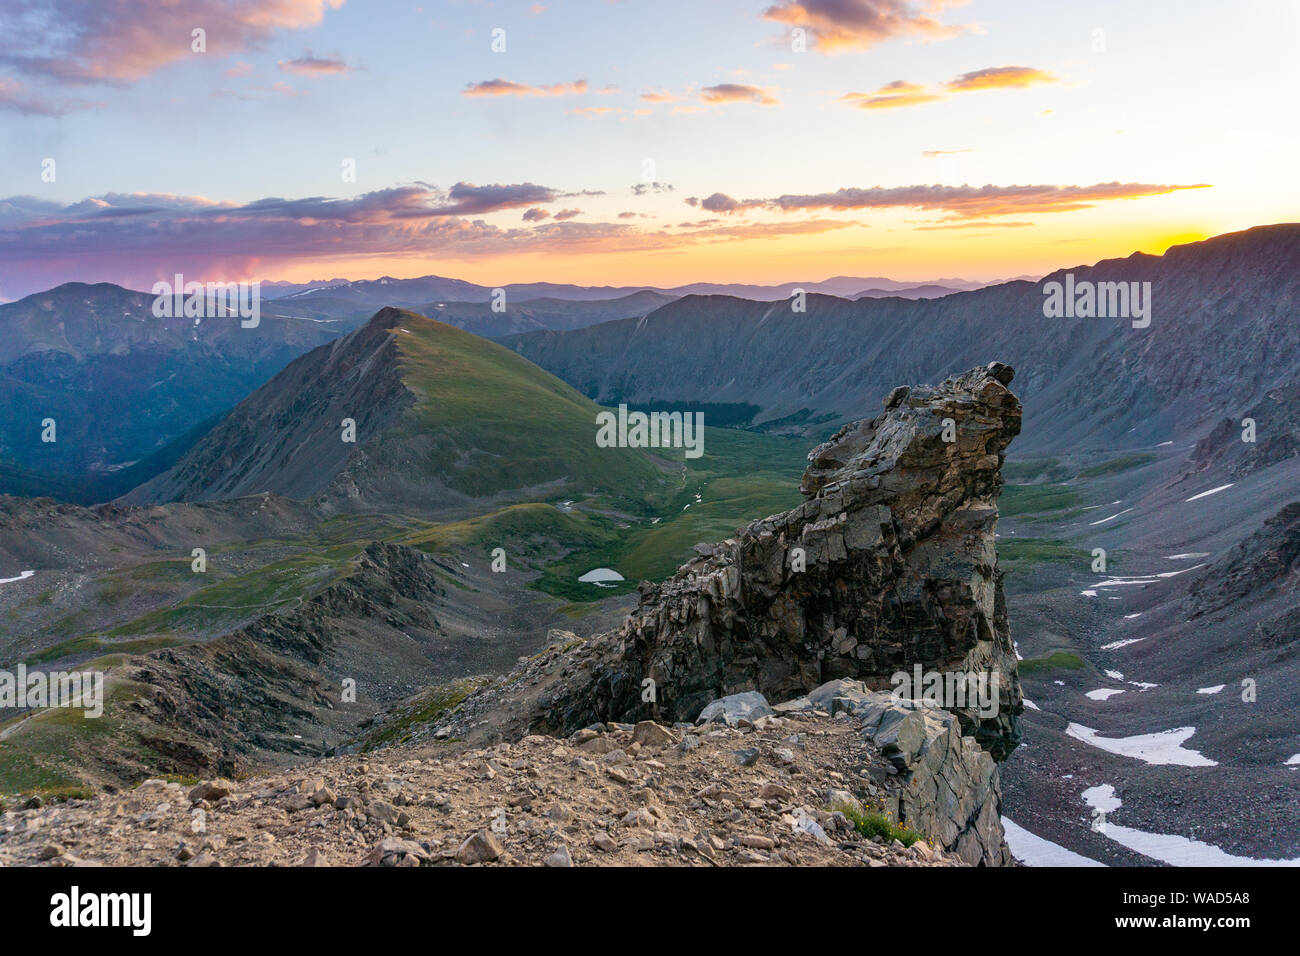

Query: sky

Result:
[0,0,1296,299]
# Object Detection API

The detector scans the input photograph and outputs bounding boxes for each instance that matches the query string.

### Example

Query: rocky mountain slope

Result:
[0,283,345,502]
[0,696,980,868]
[124,308,674,514]
[505,224,1300,456]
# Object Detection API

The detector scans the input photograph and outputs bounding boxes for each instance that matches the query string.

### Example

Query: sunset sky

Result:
[0,0,1296,299]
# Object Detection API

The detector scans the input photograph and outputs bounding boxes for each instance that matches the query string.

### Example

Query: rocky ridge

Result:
[0,682,999,867]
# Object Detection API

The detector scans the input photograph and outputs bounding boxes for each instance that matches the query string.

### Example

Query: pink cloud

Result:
[763,0,966,53]
[462,78,589,97]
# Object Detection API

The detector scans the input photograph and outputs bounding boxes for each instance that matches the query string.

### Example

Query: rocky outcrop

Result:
[1186,385,1300,482]
[0,686,974,868]
[1190,502,1300,615]
[792,680,1011,865]
[515,362,1023,758]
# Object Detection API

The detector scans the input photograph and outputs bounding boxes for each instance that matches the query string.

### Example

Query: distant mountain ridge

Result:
[0,282,345,502]
[264,272,995,310]
[505,224,1300,456]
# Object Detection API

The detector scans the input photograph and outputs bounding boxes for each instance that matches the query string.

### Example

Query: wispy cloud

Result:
[945,66,1056,91]
[461,78,588,97]
[841,65,1058,111]
[690,182,1212,219]
[278,50,353,76]
[700,83,779,106]
[841,80,943,111]
[0,77,102,115]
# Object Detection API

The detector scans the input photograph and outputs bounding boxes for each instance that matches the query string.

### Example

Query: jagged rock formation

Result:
[497,362,1024,758]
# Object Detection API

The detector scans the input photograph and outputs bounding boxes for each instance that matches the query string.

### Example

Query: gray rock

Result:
[696,692,774,727]
[543,846,573,867]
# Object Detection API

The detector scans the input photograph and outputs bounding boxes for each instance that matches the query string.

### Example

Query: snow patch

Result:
[1185,484,1234,502]
[1001,818,1106,867]
[1067,723,1217,766]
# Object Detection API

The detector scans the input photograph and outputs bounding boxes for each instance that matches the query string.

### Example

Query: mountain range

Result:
[1,223,1299,866]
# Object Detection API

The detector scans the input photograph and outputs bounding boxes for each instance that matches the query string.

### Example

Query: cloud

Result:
[0,183,860,297]
[841,81,943,110]
[748,182,1213,218]
[640,89,681,103]
[913,219,1034,230]
[921,148,974,157]
[700,83,779,106]
[0,0,346,85]
[568,106,622,118]
[691,192,764,214]
[631,182,674,195]
[0,77,102,115]
[841,66,1059,111]
[430,182,558,215]
[945,66,1056,91]
[763,0,966,53]
[461,78,588,97]
[278,50,352,76]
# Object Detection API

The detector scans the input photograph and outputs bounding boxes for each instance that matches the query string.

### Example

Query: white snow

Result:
[1185,484,1234,502]
[1123,613,1142,619]
[1089,508,1133,526]
[1001,818,1106,867]
[1082,784,1122,813]
[1101,637,1146,650]
[0,570,34,586]
[578,567,625,587]
[1165,552,1209,560]
[1286,754,1300,767]
[1196,685,1225,695]
[1082,785,1300,866]
[1088,564,1207,591]
[1105,669,1124,680]
[1086,689,1126,701]
[1023,699,1041,711]
[1157,441,1173,447]
[1080,589,1098,597]
[1066,723,1217,766]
